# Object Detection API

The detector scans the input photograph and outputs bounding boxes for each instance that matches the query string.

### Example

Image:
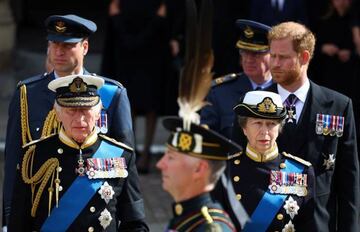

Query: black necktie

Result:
[285,94,298,124]
[255,86,262,90]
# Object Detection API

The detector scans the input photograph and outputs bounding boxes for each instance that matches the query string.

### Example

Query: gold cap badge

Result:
[257,97,277,113]
[244,26,254,38]
[55,21,66,33]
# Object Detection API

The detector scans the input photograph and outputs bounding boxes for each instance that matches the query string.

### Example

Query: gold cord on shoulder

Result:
[20,85,32,146]
[41,109,60,137]
[21,145,60,217]
[201,206,214,224]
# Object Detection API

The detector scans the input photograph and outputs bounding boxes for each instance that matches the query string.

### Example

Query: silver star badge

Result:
[98,181,115,204]
[283,196,299,219]
[323,154,335,170]
[282,220,295,232]
[98,208,112,229]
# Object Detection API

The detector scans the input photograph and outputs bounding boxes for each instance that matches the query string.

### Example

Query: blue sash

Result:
[41,141,124,232]
[98,83,117,109]
[243,159,304,232]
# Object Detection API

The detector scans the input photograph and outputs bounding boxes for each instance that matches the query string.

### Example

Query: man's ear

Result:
[300,50,310,65]
[82,40,89,56]
[194,160,208,176]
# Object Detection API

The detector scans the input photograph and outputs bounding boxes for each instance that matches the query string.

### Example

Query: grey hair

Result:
[53,100,103,115]
[207,160,226,184]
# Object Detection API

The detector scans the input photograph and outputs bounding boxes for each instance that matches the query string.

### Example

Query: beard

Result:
[271,64,301,86]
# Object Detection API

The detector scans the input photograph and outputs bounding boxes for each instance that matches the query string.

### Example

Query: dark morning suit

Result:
[3,70,135,226]
[200,73,254,138]
[9,134,147,231]
[251,81,360,231]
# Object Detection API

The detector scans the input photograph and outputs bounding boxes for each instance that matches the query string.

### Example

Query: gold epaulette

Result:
[99,134,134,152]
[22,134,56,149]
[282,152,312,167]
[211,73,238,87]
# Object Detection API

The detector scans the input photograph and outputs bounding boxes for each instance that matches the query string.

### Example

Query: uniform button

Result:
[280,163,286,169]
[57,167,62,172]
[276,213,284,220]
[236,194,242,201]
[90,206,96,213]
[88,227,94,232]
[234,159,241,165]
[233,176,240,182]
[57,148,63,154]
[36,127,40,131]
[58,186,63,191]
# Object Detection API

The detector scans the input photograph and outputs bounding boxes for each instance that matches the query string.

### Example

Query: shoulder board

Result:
[282,152,312,167]
[211,73,239,87]
[17,73,49,88]
[99,134,134,152]
[90,73,123,88]
[22,133,57,148]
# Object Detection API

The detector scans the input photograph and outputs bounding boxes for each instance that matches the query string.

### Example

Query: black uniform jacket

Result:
[213,149,315,232]
[9,131,148,231]
[233,81,360,231]
[167,193,236,232]
[3,70,134,225]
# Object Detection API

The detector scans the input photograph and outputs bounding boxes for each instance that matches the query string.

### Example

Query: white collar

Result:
[277,79,310,103]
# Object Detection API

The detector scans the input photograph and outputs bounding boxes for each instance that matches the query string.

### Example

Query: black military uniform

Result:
[200,20,273,139]
[167,193,235,232]
[161,116,243,232]
[213,91,316,231]
[3,14,135,226]
[8,74,148,231]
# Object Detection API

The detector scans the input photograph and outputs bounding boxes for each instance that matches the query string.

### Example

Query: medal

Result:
[323,153,335,170]
[315,114,323,135]
[283,196,299,219]
[336,116,344,137]
[330,115,336,136]
[75,150,86,176]
[323,115,331,135]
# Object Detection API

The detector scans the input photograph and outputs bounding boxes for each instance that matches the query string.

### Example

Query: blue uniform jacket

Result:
[3,70,135,226]
[200,73,253,138]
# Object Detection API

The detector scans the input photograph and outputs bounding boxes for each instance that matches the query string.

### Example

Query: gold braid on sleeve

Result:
[21,145,60,217]
[20,85,32,146]
[41,109,60,137]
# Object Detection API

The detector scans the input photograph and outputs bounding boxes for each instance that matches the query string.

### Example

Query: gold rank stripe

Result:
[174,209,229,230]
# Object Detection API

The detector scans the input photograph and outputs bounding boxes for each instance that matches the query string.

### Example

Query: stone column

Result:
[0,0,15,71]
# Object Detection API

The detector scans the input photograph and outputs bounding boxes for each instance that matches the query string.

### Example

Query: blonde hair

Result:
[268,22,316,59]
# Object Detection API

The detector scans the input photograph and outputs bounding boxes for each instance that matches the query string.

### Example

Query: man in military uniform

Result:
[200,19,273,138]
[9,74,148,231]
[3,14,135,228]
[157,116,242,232]
[215,91,315,231]
[234,21,359,231]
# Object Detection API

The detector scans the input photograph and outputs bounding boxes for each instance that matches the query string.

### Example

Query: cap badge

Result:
[177,132,194,152]
[244,26,254,38]
[69,77,87,93]
[55,21,67,33]
[257,97,277,113]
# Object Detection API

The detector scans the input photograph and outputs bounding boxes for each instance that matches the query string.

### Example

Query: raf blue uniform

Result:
[201,73,273,138]
[3,14,135,227]
[201,73,254,138]
[201,19,273,139]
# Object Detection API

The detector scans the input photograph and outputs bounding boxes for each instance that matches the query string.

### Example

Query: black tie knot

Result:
[285,94,298,106]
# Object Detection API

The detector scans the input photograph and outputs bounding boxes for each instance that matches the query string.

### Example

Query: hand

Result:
[321,44,339,56]
[170,39,180,57]
[157,3,167,18]
[338,49,351,62]
[109,0,120,16]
